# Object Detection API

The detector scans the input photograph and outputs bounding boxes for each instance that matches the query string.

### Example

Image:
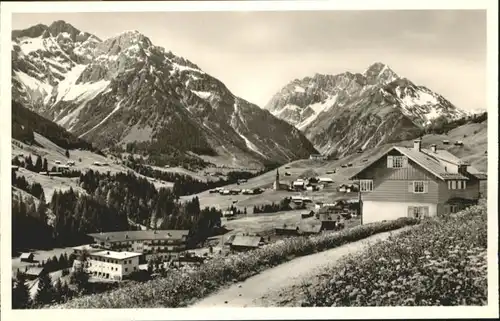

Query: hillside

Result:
[265,63,471,157]
[184,119,487,210]
[12,99,97,152]
[12,132,173,201]
[12,21,317,169]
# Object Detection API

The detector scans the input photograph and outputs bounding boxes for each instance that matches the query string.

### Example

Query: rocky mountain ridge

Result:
[265,62,468,156]
[12,21,317,169]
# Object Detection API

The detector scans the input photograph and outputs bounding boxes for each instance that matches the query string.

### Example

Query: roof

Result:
[20,252,33,259]
[466,166,488,180]
[88,230,190,242]
[300,224,322,233]
[72,244,100,252]
[91,250,142,260]
[349,146,473,181]
[230,235,263,248]
[25,267,44,276]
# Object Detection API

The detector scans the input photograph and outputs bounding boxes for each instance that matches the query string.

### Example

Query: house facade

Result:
[78,250,141,281]
[309,154,327,161]
[350,139,486,224]
[87,230,190,262]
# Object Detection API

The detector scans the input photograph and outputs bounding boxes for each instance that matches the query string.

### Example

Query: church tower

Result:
[273,168,280,191]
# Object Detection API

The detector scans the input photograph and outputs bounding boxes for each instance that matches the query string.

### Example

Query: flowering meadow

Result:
[301,204,488,306]
[54,217,418,308]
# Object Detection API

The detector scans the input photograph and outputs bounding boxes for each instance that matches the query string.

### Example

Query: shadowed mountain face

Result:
[12,21,318,169]
[265,63,468,157]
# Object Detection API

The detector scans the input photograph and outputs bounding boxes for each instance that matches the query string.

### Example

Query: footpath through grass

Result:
[54,217,418,308]
[300,204,488,306]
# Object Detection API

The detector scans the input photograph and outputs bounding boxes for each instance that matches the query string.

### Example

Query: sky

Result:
[12,10,487,111]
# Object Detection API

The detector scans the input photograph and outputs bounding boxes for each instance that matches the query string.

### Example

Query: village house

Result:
[228,235,265,252]
[275,224,300,236]
[87,230,190,262]
[292,179,306,191]
[301,210,315,219]
[56,164,70,172]
[24,267,45,281]
[77,250,142,281]
[349,139,487,223]
[72,244,102,256]
[309,154,327,161]
[20,252,35,262]
[318,177,334,184]
[222,209,235,217]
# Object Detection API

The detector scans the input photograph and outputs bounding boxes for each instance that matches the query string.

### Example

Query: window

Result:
[387,156,407,168]
[447,180,467,190]
[359,179,373,192]
[125,268,128,272]
[411,181,428,193]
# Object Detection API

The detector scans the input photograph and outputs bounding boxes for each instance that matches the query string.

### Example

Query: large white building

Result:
[87,230,190,262]
[76,250,142,281]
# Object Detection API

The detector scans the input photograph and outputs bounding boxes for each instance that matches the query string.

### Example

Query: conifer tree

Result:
[12,273,31,309]
[34,270,54,306]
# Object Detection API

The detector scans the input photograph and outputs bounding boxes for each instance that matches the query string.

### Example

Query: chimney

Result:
[457,160,469,174]
[413,139,422,152]
[430,144,437,153]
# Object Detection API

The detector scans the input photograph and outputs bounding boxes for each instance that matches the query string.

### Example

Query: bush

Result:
[301,204,487,306]
[52,217,418,308]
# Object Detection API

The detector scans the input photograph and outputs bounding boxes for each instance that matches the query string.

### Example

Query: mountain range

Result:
[12,20,477,166]
[11,20,317,169]
[265,62,470,156]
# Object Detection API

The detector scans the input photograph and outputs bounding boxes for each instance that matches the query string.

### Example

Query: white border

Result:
[1,1,498,320]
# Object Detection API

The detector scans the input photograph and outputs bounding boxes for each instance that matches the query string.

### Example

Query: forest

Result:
[422,111,487,135]
[12,169,223,253]
[125,158,276,196]
[12,100,100,152]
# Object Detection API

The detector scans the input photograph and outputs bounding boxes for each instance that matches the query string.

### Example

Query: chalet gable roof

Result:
[349,146,485,181]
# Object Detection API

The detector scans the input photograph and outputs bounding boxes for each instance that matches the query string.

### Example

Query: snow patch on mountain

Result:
[14,71,53,102]
[172,63,205,74]
[55,65,110,103]
[294,85,305,93]
[297,94,338,130]
[192,90,212,99]
[231,102,266,158]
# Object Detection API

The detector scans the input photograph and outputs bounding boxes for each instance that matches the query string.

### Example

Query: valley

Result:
[9,18,489,312]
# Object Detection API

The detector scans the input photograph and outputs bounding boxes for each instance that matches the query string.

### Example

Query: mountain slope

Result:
[265,63,468,157]
[12,21,317,169]
[12,99,98,152]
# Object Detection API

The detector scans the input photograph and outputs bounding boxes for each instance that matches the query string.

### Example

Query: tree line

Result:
[12,154,81,177]
[125,158,273,196]
[12,99,100,153]
[253,197,294,214]
[422,112,487,136]
[12,173,46,202]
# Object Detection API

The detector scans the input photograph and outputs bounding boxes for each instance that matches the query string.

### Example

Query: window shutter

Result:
[402,156,408,168]
[447,181,451,189]
[424,206,429,217]
[424,181,429,193]
[407,206,414,217]
[408,181,413,193]
[463,181,467,189]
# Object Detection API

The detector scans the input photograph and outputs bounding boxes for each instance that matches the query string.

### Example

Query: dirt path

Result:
[190,227,411,307]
